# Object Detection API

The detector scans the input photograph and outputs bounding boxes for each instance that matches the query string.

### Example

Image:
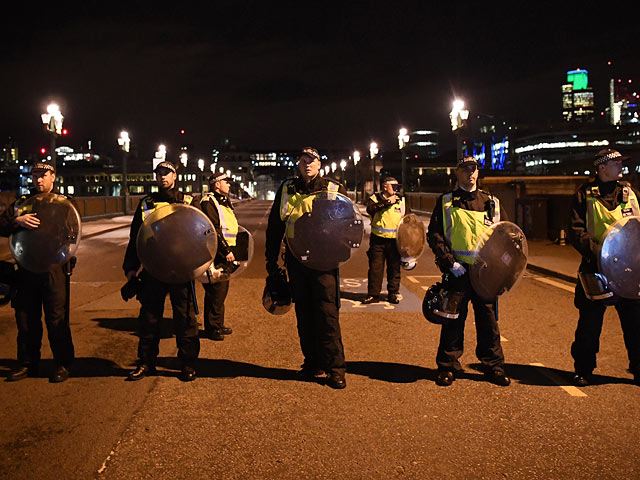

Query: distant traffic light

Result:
[180,129,185,134]
[62,128,68,135]
[40,147,46,154]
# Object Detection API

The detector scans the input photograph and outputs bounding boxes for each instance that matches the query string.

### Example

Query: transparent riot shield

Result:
[469,221,528,302]
[10,193,82,273]
[198,225,255,284]
[136,204,217,284]
[600,215,640,299]
[285,192,363,271]
[395,214,426,270]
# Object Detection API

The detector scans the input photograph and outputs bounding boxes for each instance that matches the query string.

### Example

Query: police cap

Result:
[456,156,479,168]
[594,149,630,167]
[299,147,321,163]
[31,162,55,174]
[154,161,177,174]
[208,171,230,183]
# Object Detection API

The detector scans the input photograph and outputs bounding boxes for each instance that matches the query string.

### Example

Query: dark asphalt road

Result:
[1,200,639,479]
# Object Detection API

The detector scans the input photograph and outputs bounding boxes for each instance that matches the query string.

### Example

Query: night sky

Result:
[1,1,638,162]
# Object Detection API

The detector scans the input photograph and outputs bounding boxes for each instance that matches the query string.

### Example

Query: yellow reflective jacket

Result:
[370,195,406,238]
[586,184,639,243]
[442,191,500,264]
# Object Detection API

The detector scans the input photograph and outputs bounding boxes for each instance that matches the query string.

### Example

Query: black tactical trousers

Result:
[12,265,74,367]
[286,252,346,376]
[436,276,505,373]
[136,271,200,367]
[203,280,230,332]
[572,281,640,376]
[366,233,401,298]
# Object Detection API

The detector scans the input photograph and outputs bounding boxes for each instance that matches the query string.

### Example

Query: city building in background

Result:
[561,69,595,123]
[607,77,639,126]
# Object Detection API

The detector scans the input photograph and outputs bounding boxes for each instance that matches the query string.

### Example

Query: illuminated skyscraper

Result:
[562,69,595,123]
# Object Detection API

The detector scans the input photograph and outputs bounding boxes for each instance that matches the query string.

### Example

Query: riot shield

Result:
[600,215,640,299]
[198,225,255,283]
[136,204,217,284]
[285,192,363,271]
[10,193,82,273]
[396,214,426,270]
[469,221,528,302]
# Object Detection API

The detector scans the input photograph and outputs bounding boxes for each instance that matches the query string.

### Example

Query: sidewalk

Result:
[356,203,579,283]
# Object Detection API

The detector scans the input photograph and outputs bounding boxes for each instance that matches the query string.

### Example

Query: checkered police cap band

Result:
[593,149,628,167]
[31,162,55,173]
[300,147,321,162]
[154,161,177,173]
[456,156,478,168]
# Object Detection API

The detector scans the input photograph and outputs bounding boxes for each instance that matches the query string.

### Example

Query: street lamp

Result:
[117,130,130,214]
[353,150,360,202]
[340,159,347,184]
[398,128,410,189]
[331,162,337,174]
[324,165,330,176]
[41,103,64,170]
[449,99,469,161]
[369,142,379,192]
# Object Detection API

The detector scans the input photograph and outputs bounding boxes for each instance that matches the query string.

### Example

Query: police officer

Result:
[199,171,237,340]
[427,156,510,387]
[363,176,407,304]
[2,162,75,382]
[265,147,348,389]
[569,148,640,387]
[123,161,200,382]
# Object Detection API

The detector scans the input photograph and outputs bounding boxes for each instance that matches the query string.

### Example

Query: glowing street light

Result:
[450,99,469,161]
[398,128,410,188]
[197,158,205,171]
[369,142,379,192]
[180,152,188,168]
[324,165,330,175]
[118,130,131,214]
[331,162,337,173]
[41,102,64,170]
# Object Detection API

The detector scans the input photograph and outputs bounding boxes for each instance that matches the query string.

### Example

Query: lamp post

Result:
[449,99,469,161]
[180,152,188,191]
[353,150,360,202]
[369,142,378,193]
[340,159,347,184]
[117,130,130,214]
[41,103,64,171]
[398,128,410,189]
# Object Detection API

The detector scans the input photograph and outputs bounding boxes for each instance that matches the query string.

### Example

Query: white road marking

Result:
[529,362,587,397]
[534,277,575,293]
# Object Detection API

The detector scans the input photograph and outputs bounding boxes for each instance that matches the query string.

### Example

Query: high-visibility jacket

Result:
[141,194,193,222]
[585,183,639,243]
[370,195,405,239]
[442,191,500,264]
[201,193,238,246]
[279,179,340,238]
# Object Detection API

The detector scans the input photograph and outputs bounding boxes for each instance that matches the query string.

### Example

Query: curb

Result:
[526,263,577,284]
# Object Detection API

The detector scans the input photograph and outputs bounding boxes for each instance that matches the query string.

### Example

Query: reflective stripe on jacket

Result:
[442,192,500,264]
[370,195,405,238]
[586,185,639,243]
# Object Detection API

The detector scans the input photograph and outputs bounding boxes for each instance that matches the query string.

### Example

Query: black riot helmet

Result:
[422,274,465,325]
[262,267,293,315]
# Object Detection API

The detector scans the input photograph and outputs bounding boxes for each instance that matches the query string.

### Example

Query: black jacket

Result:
[122,188,198,273]
[569,178,640,272]
[265,175,347,269]
[427,187,508,273]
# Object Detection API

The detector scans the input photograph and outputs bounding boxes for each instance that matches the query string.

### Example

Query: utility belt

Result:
[578,271,615,303]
